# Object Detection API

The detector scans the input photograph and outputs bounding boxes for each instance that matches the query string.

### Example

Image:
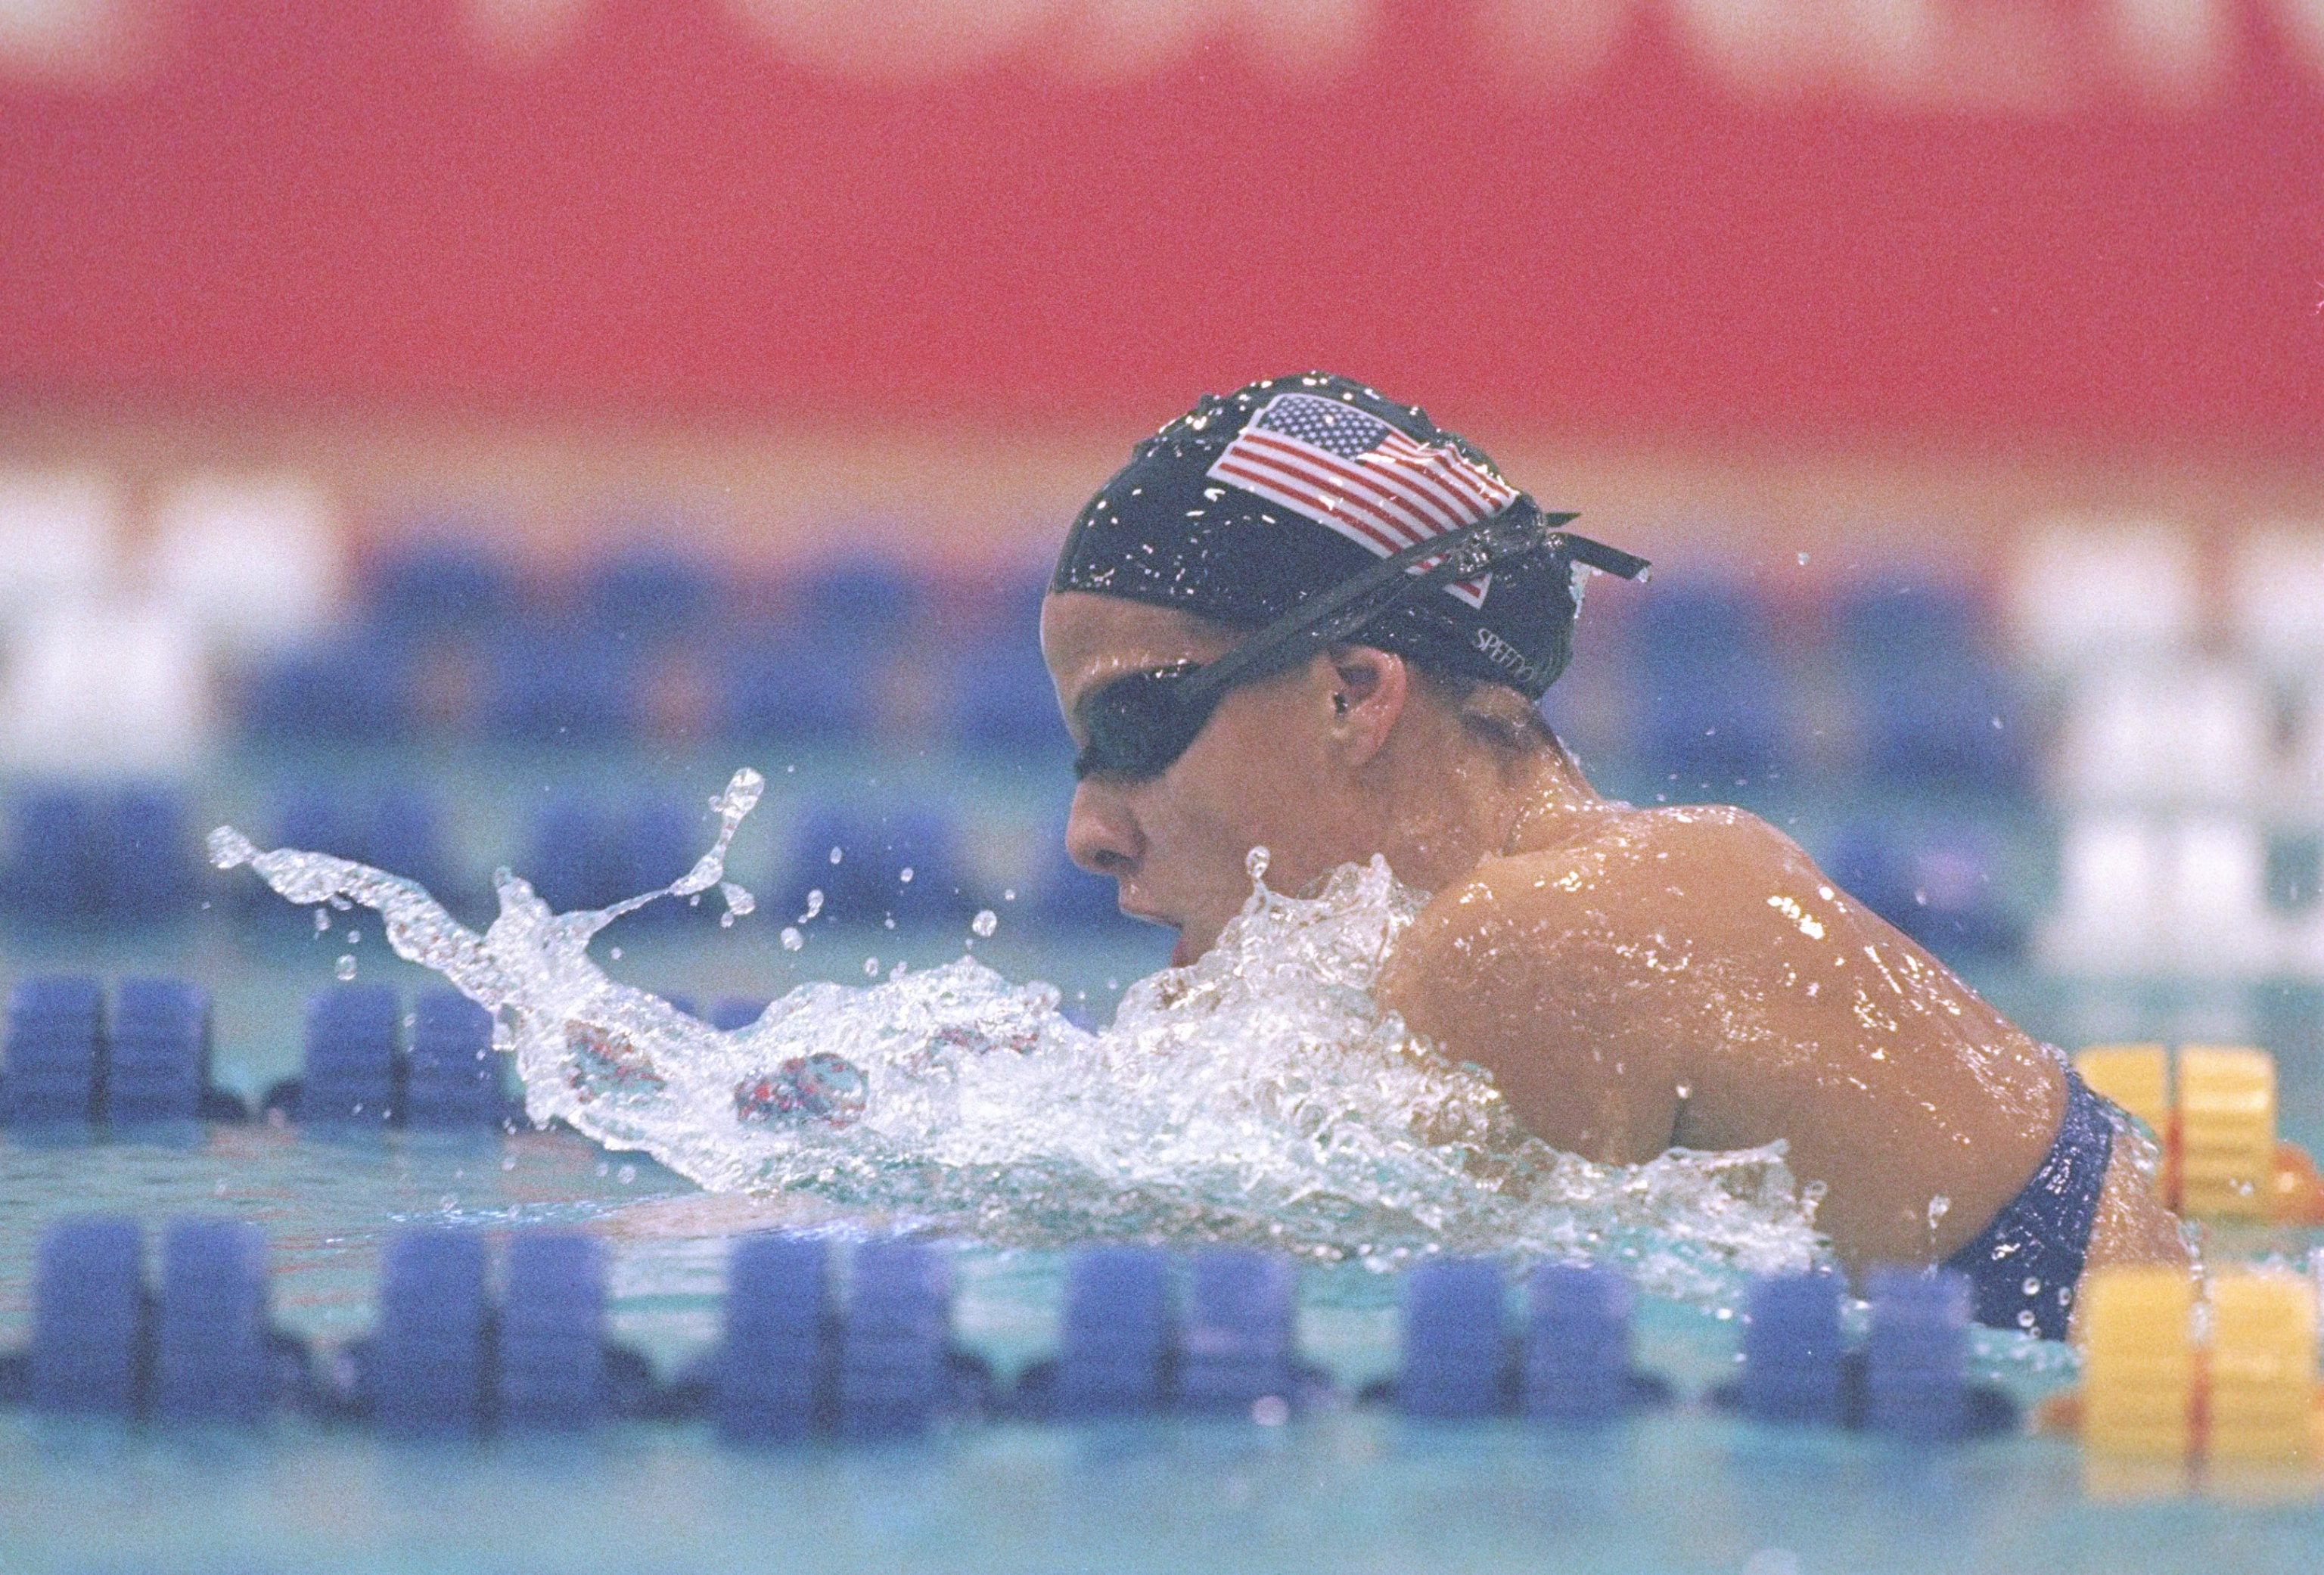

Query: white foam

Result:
[213,769,1822,1300]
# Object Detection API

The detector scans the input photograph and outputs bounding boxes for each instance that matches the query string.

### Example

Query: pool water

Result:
[0,1119,2318,1575]
[8,781,2324,1574]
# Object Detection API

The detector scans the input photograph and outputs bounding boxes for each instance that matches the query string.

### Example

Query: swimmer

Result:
[1042,373,2188,1337]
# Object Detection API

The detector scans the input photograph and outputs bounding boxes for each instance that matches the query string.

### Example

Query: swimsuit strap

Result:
[1939,1066,2117,1340]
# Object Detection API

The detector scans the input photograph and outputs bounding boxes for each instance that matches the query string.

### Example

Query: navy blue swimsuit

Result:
[1940,1065,2118,1340]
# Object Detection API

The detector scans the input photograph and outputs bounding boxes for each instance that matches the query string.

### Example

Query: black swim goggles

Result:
[1070,505,1650,781]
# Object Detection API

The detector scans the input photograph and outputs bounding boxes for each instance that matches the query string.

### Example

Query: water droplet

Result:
[1002,888,1015,902]
[313,909,332,934]
[720,881,755,917]
[828,847,844,865]
[609,946,622,961]
[1796,551,1810,566]
[899,867,915,884]
[205,825,258,870]
[1673,1083,1692,1101]
[439,1193,458,1211]
[1927,1194,1950,1229]
[334,955,357,980]
[719,911,736,928]
[780,926,803,951]
[800,890,824,922]
[501,1154,517,1172]
[2021,1275,2043,1296]
[863,956,880,977]
[617,1163,636,1185]
[1246,845,1272,882]
[971,909,999,938]
[2017,1309,2037,1329]
[345,929,360,944]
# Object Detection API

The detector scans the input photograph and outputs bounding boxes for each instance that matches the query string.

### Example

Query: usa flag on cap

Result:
[1205,392,1519,608]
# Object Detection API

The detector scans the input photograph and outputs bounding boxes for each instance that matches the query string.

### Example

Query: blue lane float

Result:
[1524,1263,1643,1424]
[29,1216,145,1415]
[154,1219,272,1424]
[369,1229,490,1438]
[837,1239,955,1439]
[1739,1272,1847,1425]
[1,976,244,1129]
[1051,1245,1174,1418]
[1179,1250,1297,1415]
[715,1232,833,1444]
[1397,1257,1505,1419]
[499,1232,607,1431]
[0,1224,2018,1446]
[1863,1268,1972,1441]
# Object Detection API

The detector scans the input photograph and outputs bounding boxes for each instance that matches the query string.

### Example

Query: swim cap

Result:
[1052,372,1614,699]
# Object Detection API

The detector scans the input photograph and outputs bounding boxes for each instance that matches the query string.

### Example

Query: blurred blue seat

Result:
[1627,579,1791,791]
[365,540,521,638]
[1832,579,1983,676]
[579,546,719,648]
[481,632,638,744]
[2,787,101,924]
[953,638,1070,763]
[2,974,104,1124]
[1835,579,2029,796]
[782,803,969,925]
[105,978,210,1123]
[719,638,879,746]
[796,558,922,649]
[403,989,499,1127]
[524,797,621,912]
[2,787,201,930]
[301,984,400,1125]
[365,788,455,900]
[95,786,199,926]
[241,640,415,745]
[607,797,699,923]
[1821,822,2022,965]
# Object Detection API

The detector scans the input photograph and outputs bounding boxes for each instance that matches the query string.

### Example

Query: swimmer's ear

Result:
[1324,645,1407,765]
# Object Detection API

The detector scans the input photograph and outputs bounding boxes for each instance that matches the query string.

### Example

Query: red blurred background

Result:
[2,0,2320,565]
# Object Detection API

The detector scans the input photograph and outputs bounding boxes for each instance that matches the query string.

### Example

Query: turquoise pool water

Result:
[0,1118,2317,1575]
[7,771,2324,1574]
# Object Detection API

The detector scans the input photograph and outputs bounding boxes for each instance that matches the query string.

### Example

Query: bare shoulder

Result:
[1403,803,1813,955]
[1377,803,1807,1163]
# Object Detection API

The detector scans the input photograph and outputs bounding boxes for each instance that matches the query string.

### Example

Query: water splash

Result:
[210,769,1822,1298]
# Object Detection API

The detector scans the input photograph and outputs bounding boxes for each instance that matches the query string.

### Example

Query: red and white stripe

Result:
[1207,418,1516,609]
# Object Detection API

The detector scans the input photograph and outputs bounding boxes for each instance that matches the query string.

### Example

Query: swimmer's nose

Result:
[1064,779,1142,881]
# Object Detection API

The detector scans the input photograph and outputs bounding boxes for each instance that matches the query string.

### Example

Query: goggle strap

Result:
[1175,505,1577,709]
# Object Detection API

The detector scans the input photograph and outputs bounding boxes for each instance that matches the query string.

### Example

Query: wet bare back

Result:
[1378,800,2183,1272]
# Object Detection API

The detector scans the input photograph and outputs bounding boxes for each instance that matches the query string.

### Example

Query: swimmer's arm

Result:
[1379,866,1686,1166]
